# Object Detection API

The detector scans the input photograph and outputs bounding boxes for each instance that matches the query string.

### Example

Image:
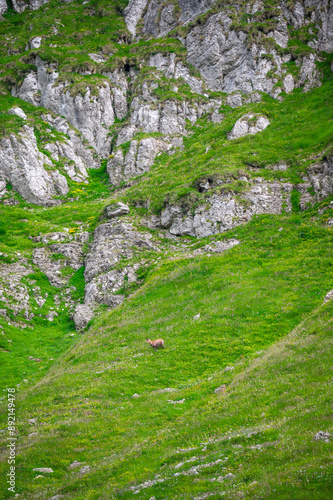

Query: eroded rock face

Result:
[108,137,173,186]
[11,0,52,13]
[12,58,114,157]
[142,0,216,37]
[107,93,220,185]
[297,155,333,210]
[186,12,289,96]
[149,53,203,94]
[41,113,99,170]
[124,0,149,36]
[0,0,7,16]
[160,179,293,238]
[0,260,34,319]
[83,221,159,310]
[0,125,68,206]
[85,221,159,282]
[103,202,130,219]
[33,242,84,287]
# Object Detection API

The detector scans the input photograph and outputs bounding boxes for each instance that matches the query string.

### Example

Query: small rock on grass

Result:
[214,385,226,394]
[79,465,91,475]
[314,431,331,442]
[224,473,236,481]
[33,468,53,473]
[68,460,84,469]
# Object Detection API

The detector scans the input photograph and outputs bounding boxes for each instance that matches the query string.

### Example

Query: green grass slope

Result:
[0,210,332,499]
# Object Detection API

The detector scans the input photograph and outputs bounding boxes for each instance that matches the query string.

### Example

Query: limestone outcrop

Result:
[158,179,293,238]
[33,242,84,288]
[12,58,114,157]
[81,220,159,315]
[0,125,68,206]
[228,114,270,140]
[297,154,333,210]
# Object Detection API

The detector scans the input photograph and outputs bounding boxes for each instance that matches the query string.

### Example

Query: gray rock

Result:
[68,460,84,469]
[132,393,139,398]
[143,0,215,37]
[214,385,226,394]
[0,260,33,320]
[8,107,27,119]
[203,238,240,254]
[41,113,99,170]
[33,243,84,287]
[115,124,137,147]
[84,268,126,306]
[283,74,295,94]
[298,53,321,93]
[228,114,270,140]
[149,53,203,94]
[79,220,162,317]
[88,53,105,63]
[156,388,177,393]
[0,172,6,198]
[224,473,236,481]
[12,0,51,13]
[324,290,333,303]
[12,58,114,157]
[160,180,292,238]
[268,17,289,49]
[73,304,94,331]
[0,125,68,206]
[104,202,130,219]
[79,465,91,475]
[30,36,41,49]
[227,92,243,108]
[32,468,53,473]
[193,313,200,320]
[108,137,171,186]
[0,0,7,15]
[314,431,331,442]
[124,0,148,36]
[307,156,333,200]
[48,496,64,500]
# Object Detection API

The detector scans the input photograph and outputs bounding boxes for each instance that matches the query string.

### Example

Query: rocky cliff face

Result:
[0,124,68,206]
[0,0,332,333]
[2,0,331,204]
[12,57,115,157]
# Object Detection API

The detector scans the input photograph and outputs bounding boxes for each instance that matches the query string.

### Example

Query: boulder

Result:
[228,114,270,140]
[73,304,94,331]
[104,202,130,219]
[8,107,27,119]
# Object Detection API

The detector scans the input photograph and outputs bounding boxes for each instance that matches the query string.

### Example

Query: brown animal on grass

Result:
[146,338,165,350]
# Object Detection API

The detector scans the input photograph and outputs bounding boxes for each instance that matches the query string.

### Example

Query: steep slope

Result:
[0,209,332,498]
[0,1,332,498]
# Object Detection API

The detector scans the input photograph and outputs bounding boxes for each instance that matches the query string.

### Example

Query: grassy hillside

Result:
[0,208,332,499]
[0,1,332,498]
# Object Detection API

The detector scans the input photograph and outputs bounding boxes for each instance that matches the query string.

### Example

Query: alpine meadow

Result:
[0,0,332,499]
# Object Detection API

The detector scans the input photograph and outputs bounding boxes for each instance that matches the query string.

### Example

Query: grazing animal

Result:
[146,338,165,350]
